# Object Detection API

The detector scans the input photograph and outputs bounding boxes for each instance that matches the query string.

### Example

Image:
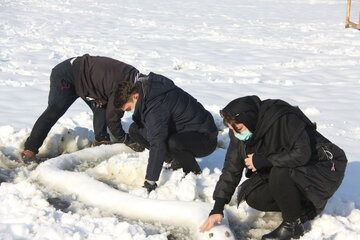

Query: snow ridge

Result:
[32,144,235,240]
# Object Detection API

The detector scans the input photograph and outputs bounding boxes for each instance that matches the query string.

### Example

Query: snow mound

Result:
[32,144,235,240]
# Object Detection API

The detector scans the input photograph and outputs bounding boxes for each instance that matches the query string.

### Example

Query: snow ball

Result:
[0,125,14,136]
[348,209,360,232]
[176,173,196,201]
[303,107,320,116]
[9,223,30,238]
[202,168,210,176]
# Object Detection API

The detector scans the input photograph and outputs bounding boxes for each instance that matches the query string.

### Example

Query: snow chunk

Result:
[303,107,321,116]
[32,145,236,240]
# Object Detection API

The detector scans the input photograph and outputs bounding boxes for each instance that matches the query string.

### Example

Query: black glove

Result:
[117,133,128,143]
[118,133,134,145]
[143,180,157,193]
[127,142,145,152]
[119,134,145,152]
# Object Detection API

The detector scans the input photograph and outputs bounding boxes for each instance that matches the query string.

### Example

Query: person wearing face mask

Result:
[200,96,347,240]
[113,74,218,192]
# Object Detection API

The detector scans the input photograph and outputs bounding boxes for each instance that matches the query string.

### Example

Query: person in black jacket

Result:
[200,96,347,240]
[113,73,218,192]
[22,54,144,161]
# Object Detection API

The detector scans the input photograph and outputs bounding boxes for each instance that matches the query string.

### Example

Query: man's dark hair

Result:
[114,82,139,108]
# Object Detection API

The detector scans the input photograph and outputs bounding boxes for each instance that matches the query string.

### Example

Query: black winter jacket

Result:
[133,73,218,181]
[72,54,139,139]
[213,96,347,214]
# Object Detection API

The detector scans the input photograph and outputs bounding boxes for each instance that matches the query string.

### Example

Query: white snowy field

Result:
[0,0,360,239]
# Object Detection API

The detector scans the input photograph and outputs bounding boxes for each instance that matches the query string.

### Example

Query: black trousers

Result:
[24,58,108,153]
[128,123,217,173]
[246,167,314,222]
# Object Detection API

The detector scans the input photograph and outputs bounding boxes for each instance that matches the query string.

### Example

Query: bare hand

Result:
[199,214,223,232]
[244,153,257,172]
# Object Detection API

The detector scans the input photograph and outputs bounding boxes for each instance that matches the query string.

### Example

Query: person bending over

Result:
[22,54,143,161]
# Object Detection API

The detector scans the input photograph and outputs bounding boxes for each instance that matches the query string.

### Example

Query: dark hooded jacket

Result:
[72,54,139,139]
[213,96,347,214]
[133,72,218,181]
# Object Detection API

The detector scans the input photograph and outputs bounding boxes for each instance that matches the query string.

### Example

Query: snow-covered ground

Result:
[0,0,359,239]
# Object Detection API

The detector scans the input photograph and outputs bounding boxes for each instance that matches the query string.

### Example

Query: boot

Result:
[93,138,112,146]
[168,159,182,171]
[186,161,202,175]
[21,150,37,162]
[261,218,304,240]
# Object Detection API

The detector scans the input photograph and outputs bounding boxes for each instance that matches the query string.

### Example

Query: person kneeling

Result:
[200,96,347,240]
[114,73,218,192]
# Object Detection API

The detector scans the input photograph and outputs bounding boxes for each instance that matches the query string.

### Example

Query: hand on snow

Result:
[199,214,224,232]
[143,180,157,193]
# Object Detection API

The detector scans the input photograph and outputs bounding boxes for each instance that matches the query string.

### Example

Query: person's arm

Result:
[200,131,245,232]
[144,97,170,182]
[212,131,245,205]
[106,94,126,141]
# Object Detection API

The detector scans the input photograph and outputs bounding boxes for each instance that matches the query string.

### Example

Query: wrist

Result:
[210,198,226,216]
[145,180,156,185]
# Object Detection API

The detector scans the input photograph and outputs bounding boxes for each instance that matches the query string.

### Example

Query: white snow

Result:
[31,145,235,240]
[0,0,360,239]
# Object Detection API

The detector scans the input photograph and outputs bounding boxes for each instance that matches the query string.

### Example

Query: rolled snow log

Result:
[32,145,235,240]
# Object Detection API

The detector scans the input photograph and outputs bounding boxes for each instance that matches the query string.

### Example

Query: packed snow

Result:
[0,0,359,239]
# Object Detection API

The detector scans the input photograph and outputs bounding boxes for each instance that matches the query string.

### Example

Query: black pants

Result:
[24,58,108,153]
[128,123,217,173]
[246,167,314,222]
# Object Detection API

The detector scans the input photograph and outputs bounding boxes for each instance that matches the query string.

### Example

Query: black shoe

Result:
[191,169,202,175]
[164,152,173,163]
[168,159,182,170]
[261,218,304,240]
[190,163,202,175]
[93,135,112,146]
[93,139,112,146]
[185,162,202,175]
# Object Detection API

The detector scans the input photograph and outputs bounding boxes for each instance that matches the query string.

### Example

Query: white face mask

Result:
[129,109,134,115]
[235,129,253,141]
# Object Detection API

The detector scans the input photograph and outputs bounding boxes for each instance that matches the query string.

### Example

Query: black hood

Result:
[145,72,177,101]
[221,95,261,132]
[222,96,316,150]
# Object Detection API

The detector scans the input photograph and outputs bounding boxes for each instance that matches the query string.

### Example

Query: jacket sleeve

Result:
[106,94,125,140]
[144,97,170,181]
[213,131,245,204]
[253,130,312,169]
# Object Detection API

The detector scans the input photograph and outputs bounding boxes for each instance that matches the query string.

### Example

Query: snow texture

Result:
[0,0,360,239]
